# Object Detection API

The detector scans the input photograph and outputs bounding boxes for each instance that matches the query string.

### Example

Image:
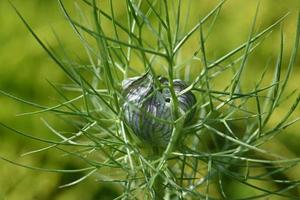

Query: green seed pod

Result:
[122,73,196,147]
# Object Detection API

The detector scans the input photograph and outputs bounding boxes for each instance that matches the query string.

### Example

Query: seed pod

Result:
[122,73,196,147]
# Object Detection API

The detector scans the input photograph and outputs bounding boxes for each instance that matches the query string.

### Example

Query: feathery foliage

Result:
[1,0,300,199]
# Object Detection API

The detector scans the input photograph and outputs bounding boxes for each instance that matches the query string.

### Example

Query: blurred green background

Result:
[0,0,300,199]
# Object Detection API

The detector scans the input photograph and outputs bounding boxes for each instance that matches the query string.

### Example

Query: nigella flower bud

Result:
[122,73,196,147]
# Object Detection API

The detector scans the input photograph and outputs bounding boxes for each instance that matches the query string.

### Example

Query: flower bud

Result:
[122,73,196,147]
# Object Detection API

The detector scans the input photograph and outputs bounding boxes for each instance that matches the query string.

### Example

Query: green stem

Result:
[153,174,165,200]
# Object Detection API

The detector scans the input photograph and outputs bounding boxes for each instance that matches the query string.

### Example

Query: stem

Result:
[153,174,165,200]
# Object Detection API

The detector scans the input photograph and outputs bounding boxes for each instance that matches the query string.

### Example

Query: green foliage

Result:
[1,0,300,199]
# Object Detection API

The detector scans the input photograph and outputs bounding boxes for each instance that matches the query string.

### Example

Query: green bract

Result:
[122,73,196,147]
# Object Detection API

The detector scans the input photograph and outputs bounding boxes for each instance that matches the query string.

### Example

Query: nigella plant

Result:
[1,0,300,199]
[122,72,196,149]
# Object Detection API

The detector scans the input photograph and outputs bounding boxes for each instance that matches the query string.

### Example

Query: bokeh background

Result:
[0,0,299,199]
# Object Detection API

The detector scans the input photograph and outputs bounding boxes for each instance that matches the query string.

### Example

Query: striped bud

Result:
[122,73,196,147]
